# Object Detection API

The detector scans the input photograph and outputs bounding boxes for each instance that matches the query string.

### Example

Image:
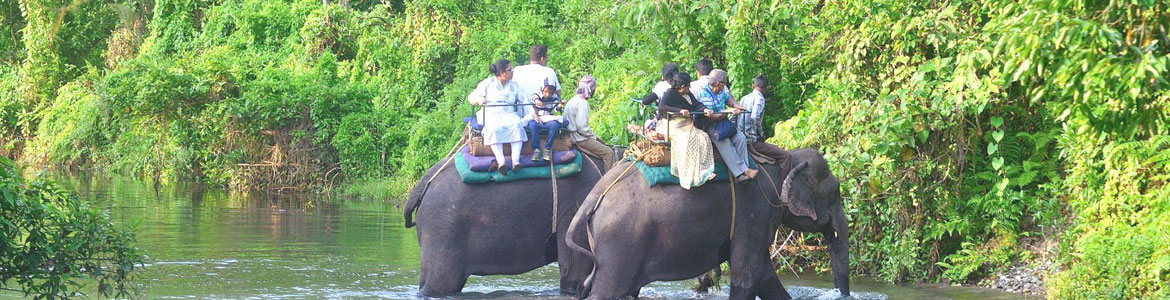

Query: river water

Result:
[8,173,1026,299]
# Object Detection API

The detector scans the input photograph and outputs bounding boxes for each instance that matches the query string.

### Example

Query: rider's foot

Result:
[542,148,552,161]
[532,149,543,162]
[512,163,524,173]
[735,174,752,182]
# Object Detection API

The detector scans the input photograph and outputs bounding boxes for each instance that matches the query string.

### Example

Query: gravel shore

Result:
[983,261,1053,296]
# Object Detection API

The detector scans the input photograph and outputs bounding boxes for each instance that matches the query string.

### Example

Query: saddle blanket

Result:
[455,148,583,184]
[461,146,577,172]
[632,157,757,187]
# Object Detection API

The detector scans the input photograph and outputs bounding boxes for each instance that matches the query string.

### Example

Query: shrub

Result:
[0,156,143,299]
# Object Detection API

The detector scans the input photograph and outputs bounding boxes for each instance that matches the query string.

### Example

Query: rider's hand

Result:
[704,109,714,117]
[679,109,690,116]
[535,99,544,107]
[472,97,486,106]
[732,108,743,115]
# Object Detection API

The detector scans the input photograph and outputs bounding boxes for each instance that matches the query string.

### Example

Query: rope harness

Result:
[550,157,559,234]
[757,163,784,208]
[417,135,468,203]
[585,143,740,248]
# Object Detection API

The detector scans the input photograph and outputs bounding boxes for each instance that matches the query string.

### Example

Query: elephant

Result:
[564,148,850,300]
[401,147,609,297]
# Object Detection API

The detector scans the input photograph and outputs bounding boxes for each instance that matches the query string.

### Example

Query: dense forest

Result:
[1,0,1167,298]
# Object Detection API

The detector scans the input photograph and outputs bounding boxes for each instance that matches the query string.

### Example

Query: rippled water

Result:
[4,173,1026,299]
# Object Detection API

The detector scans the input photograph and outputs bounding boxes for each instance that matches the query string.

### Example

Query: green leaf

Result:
[1011,59,1031,82]
[988,143,999,155]
[992,157,1004,170]
[992,130,1004,142]
[991,116,1004,128]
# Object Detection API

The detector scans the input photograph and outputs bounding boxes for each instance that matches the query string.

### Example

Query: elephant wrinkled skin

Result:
[566,148,849,300]
[403,151,607,297]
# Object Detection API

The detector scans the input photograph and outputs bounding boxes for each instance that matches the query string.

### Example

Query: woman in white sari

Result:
[655,72,716,189]
[468,59,532,174]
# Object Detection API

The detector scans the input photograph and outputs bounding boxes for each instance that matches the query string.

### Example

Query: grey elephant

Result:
[565,148,849,300]
[402,150,608,297]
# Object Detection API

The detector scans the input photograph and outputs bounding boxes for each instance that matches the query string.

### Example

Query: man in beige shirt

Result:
[563,75,615,173]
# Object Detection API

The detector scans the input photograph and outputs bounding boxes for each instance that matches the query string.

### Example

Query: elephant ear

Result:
[780,161,818,221]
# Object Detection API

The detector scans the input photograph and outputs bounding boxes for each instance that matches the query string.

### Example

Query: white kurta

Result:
[469,77,530,145]
[512,64,561,100]
[652,81,672,99]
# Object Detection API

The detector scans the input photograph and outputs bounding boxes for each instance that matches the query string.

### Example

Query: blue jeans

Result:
[525,119,561,151]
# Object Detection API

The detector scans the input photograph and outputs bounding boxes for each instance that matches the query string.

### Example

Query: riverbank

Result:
[10,171,1023,300]
[4,0,1167,298]
[984,261,1050,296]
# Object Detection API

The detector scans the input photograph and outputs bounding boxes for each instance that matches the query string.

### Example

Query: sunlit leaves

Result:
[1,156,144,299]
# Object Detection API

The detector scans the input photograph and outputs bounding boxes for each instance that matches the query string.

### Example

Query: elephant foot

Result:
[418,267,468,297]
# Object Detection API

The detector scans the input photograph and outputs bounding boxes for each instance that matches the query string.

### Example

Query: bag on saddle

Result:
[709,118,737,140]
[628,140,670,167]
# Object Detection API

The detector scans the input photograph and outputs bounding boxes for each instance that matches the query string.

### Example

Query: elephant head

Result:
[775,149,850,297]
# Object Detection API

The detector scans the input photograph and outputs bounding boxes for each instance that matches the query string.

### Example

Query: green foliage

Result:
[0,0,24,63]
[0,65,22,140]
[26,71,105,166]
[2,0,1168,297]
[1047,137,1170,299]
[766,0,1167,297]
[0,156,143,299]
[141,0,206,55]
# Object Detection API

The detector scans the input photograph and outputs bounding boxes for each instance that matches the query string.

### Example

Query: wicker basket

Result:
[630,140,671,167]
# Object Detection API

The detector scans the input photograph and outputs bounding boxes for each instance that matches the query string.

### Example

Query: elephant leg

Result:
[558,232,591,296]
[828,202,851,297]
[586,246,644,300]
[729,230,775,300]
[729,284,755,300]
[418,248,469,296]
[756,274,793,300]
[729,255,773,299]
[586,264,640,300]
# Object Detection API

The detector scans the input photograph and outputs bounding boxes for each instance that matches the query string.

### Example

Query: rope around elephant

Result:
[573,143,743,293]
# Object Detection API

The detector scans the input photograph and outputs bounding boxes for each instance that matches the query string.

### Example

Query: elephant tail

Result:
[565,190,603,298]
[402,180,427,228]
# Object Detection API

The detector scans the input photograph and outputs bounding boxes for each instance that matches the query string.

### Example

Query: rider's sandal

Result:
[735,174,752,183]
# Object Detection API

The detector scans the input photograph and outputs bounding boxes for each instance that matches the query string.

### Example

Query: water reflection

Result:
[2,172,1028,299]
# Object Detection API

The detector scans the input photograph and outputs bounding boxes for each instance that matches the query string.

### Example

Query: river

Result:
[5,173,1027,299]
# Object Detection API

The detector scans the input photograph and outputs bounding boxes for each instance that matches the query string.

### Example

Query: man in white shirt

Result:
[511,44,561,100]
[512,44,564,159]
[689,58,713,97]
[690,58,734,97]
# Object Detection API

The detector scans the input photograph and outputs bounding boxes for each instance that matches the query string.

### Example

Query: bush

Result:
[0,156,143,299]
[2,0,1168,296]
[25,71,105,166]
[333,112,386,179]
